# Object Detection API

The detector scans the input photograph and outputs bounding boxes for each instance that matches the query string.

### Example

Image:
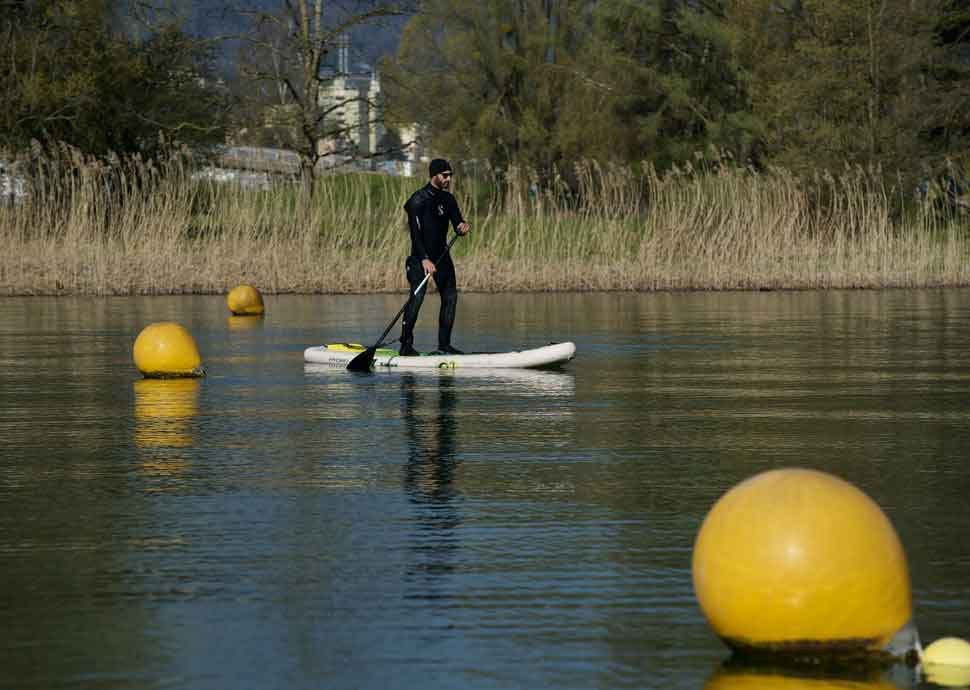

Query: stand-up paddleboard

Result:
[305,361,576,393]
[304,342,576,370]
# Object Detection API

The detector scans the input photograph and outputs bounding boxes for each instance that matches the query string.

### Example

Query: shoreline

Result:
[3,156,969,297]
[4,241,969,295]
[5,277,970,297]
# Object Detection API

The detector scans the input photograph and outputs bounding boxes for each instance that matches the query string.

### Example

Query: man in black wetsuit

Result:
[399,158,471,356]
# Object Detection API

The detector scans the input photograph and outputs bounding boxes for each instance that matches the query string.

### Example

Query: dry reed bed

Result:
[1,151,968,295]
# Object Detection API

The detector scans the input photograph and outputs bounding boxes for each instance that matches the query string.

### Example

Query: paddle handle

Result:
[413,272,432,296]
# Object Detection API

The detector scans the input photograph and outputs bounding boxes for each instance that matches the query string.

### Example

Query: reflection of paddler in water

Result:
[401,373,461,577]
[133,378,200,478]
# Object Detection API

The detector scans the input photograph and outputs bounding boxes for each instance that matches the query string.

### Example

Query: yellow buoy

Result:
[923,637,970,687]
[226,284,265,316]
[924,637,970,666]
[132,322,205,378]
[924,666,970,689]
[692,468,913,660]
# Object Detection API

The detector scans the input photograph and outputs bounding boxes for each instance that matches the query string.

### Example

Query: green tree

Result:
[382,0,593,183]
[729,0,960,181]
[570,0,761,169]
[933,0,970,160]
[0,0,228,156]
[383,0,760,185]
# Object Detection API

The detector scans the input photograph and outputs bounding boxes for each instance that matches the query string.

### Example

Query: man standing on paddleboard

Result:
[399,158,471,356]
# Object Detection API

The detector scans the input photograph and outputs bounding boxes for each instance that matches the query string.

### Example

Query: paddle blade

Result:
[346,346,377,372]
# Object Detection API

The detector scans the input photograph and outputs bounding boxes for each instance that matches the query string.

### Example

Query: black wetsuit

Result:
[400,183,465,351]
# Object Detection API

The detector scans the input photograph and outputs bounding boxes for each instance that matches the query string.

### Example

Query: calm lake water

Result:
[2,290,970,690]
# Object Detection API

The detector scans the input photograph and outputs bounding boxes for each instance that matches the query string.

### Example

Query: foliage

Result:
[933,0,970,151]
[385,0,969,190]
[574,0,762,170]
[0,0,228,156]
[2,0,968,202]
[382,0,589,183]
[727,0,967,186]
[383,0,760,185]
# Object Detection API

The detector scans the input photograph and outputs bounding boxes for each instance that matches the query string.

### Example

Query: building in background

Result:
[219,36,424,179]
[317,35,380,161]
[317,35,423,175]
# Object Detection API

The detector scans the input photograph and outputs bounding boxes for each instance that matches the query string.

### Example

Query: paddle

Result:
[347,233,462,372]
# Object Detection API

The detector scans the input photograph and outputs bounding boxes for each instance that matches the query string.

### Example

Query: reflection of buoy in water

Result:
[133,378,198,482]
[133,378,200,450]
[226,284,265,316]
[704,668,904,690]
[692,468,915,661]
[133,322,205,378]
[922,637,970,687]
[228,315,263,330]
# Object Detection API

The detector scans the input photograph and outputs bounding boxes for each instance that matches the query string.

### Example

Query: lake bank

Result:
[3,153,968,295]
[5,246,970,296]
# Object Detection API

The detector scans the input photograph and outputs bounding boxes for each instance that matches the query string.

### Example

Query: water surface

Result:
[2,290,969,690]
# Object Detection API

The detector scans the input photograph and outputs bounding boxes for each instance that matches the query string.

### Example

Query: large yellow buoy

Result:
[132,322,205,378]
[226,284,265,316]
[922,637,970,687]
[692,468,913,660]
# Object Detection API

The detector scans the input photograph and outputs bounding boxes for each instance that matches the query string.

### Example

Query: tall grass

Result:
[2,145,968,295]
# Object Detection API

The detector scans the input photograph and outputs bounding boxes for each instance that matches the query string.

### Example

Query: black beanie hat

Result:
[429,158,452,177]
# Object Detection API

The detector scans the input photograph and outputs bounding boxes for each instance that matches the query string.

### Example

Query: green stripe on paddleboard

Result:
[326,343,399,357]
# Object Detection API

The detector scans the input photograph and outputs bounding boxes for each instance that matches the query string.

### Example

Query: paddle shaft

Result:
[347,233,462,370]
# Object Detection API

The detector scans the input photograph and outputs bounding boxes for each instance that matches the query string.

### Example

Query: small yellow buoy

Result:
[132,322,205,378]
[226,284,265,316]
[692,468,913,660]
[923,637,970,687]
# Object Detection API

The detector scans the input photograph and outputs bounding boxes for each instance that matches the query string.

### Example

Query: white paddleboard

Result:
[303,341,576,370]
